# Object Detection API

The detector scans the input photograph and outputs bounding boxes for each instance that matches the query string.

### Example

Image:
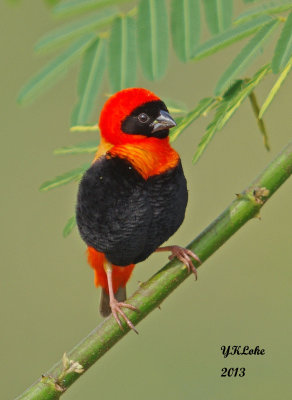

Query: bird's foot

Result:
[158,245,201,280]
[110,300,139,334]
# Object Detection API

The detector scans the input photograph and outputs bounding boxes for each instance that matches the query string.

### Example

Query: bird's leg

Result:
[156,246,201,280]
[104,260,139,334]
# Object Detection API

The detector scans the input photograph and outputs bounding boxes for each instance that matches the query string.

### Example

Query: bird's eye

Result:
[138,113,149,123]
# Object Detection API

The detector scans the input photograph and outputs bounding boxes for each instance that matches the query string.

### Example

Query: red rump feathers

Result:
[87,247,135,294]
[99,88,160,145]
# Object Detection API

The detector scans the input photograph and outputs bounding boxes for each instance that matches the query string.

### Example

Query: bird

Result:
[76,88,200,333]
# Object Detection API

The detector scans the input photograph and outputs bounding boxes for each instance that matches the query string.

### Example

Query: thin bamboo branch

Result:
[16,141,292,400]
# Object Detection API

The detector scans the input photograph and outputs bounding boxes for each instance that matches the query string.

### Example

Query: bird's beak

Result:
[150,110,176,133]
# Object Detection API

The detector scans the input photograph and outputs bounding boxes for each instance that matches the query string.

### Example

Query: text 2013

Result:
[221,367,246,377]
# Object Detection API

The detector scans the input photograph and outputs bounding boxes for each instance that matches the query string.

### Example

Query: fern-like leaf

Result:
[18,34,96,104]
[235,0,292,24]
[35,8,118,53]
[71,38,106,126]
[202,0,233,35]
[54,141,99,155]
[260,55,292,117]
[53,0,133,17]
[192,15,273,60]
[171,0,200,62]
[170,97,215,142]
[137,0,169,80]
[63,215,77,238]
[39,163,90,191]
[194,64,271,164]
[108,16,137,92]
[215,20,279,95]
[272,10,292,73]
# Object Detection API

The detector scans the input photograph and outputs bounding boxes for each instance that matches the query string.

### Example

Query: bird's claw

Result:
[168,245,201,280]
[110,300,139,334]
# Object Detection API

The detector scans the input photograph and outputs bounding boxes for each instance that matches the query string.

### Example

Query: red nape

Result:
[99,88,161,146]
[87,247,135,294]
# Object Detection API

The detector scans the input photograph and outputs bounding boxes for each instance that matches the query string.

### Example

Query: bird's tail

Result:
[87,247,135,317]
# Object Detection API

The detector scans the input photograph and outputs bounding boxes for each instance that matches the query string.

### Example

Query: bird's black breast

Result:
[76,155,188,266]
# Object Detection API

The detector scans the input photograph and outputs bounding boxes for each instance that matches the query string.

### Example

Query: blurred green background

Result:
[1,2,291,399]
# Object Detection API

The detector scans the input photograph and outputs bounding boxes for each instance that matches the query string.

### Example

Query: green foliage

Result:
[272,11,292,72]
[35,8,118,53]
[53,0,133,17]
[54,141,100,155]
[19,0,292,121]
[192,15,273,60]
[194,64,271,164]
[39,163,90,191]
[248,90,270,151]
[202,0,233,34]
[164,98,189,115]
[171,0,200,62]
[72,38,107,125]
[45,0,61,5]
[137,0,169,80]
[170,98,215,142]
[63,215,77,237]
[259,55,292,117]
[215,19,279,94]
[108,16,137,91]
[6,0,61,5]
[18,34,95,104]
[235,0,292,24]
[16,0,292,236]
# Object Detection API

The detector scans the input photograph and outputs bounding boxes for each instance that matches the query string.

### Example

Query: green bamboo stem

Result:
[16,141,292,400]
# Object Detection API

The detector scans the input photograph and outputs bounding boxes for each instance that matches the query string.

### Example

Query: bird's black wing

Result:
[133,160,188,263]
[76,155,151,266]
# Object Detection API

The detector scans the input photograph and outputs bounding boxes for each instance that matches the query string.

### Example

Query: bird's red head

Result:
[99,88,176,145]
